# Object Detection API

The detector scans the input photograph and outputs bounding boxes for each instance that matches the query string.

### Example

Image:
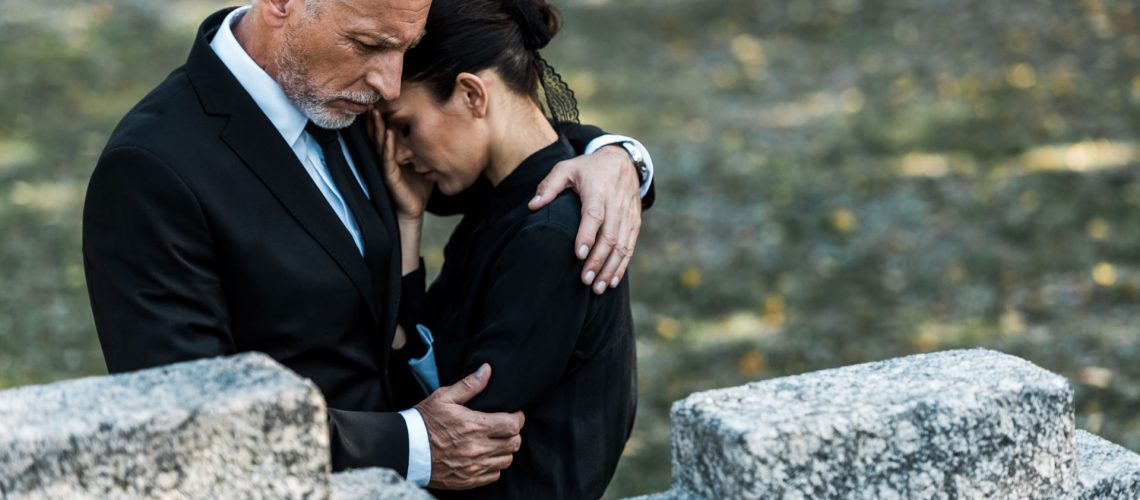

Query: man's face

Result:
[277,0,430,129]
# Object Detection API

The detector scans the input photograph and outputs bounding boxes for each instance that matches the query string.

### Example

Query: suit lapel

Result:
[342,123,402,345]
[186,11,384,329]
[219,115,384,328]
[343,123,404,408]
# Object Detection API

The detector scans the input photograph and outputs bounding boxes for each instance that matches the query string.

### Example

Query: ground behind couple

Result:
[1,0,1138,497]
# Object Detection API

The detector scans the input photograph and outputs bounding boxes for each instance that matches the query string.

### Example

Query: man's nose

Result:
[365,53,403,101]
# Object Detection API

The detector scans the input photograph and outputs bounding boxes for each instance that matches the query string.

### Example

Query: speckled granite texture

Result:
[0,353,330,499]
[1077,430,1140,499]
[332,468,434,499]
[669,349,1076,499]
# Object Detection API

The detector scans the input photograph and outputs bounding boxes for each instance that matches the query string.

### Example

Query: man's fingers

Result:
[576,198,604,268]
[487,454,514,473]
[436,363,490,405]
[592,191,638,293]
[530,162,574,211]
[594,201,631,294]
[485,410,525,438]
[583,203,620,288]
[611,216,640,288]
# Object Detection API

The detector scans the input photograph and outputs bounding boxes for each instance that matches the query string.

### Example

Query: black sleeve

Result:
[556,121,606,154]
[327,409,410,474]
[460,224,593,413]
[425,122,607,216]
[397,259,428,340]
[83,146,236,373]
[388,259,430,410]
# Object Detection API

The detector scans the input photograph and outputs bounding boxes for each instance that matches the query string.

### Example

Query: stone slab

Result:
[1077,430,1140,499]
[670,348,1076,499]
[0,353,330,499]
[332,467,435,499]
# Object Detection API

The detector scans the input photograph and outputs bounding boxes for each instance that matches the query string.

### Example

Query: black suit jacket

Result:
[83,8,640,476]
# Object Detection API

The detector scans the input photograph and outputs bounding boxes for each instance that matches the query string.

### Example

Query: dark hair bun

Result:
[505,0,561,50]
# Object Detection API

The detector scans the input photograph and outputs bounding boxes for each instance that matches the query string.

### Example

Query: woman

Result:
[372,0,637,497]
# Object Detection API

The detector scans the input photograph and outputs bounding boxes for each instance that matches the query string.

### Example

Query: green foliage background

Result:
[1,0,1139,497]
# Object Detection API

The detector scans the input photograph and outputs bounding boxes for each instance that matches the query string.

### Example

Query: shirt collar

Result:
[488,135,575,216]
[209,6,308,147]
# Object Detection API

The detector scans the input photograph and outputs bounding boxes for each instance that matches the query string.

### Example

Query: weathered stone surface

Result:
[1077,430,1140,499]
[0,353,330,499]
[670,348,1076,499]
[332,468,434,500]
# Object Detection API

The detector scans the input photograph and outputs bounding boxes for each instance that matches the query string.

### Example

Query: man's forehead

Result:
[331,0,430,27]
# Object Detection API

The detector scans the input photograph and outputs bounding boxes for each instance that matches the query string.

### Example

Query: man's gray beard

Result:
[275,40,380,130]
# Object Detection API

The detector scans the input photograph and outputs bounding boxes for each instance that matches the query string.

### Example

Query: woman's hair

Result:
[402,0,578,123]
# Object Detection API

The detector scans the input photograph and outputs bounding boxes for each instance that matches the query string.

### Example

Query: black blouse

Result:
[402,136,637,499]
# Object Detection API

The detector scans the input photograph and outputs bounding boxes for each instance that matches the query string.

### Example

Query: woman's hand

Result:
[371,109,433,220]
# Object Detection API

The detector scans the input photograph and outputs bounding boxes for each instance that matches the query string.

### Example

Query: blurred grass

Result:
[1,0,1138,498]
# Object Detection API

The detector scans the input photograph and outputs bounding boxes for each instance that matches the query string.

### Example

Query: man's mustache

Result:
[333,90,382,106]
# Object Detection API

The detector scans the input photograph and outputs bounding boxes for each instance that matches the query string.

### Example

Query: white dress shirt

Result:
[209,6,655,489]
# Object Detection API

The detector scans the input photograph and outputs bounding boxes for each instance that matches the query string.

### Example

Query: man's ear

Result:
[454,73,489,119]
[258,0,299,28]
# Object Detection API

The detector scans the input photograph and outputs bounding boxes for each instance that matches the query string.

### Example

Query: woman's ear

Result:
[453,73,489,119]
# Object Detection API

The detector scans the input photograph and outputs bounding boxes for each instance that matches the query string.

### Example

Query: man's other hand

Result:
[529,145,642,295]
[416,364,524,490]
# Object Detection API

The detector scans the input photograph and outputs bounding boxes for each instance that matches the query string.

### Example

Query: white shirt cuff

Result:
[584,134,655,199]
[398,408,432,487]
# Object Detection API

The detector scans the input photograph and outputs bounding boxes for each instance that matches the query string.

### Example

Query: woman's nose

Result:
[394,139,414,165]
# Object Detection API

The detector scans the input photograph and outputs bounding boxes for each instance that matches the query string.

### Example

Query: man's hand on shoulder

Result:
[415,364,524,490]
[528,145,642,295]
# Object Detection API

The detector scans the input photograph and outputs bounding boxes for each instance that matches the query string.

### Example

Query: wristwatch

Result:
[617,141,649,184]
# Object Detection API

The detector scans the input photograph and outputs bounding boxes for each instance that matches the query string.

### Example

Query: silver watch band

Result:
[617,141,649,184]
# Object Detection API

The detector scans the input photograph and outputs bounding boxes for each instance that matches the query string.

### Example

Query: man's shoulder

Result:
[102,66,215,161]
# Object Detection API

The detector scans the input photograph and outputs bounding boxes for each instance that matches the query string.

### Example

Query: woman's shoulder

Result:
[519,191,582,240]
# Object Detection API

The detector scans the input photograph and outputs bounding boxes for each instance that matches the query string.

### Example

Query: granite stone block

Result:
[0,353,330,499]
[1076,429,1140,499]
[670,349,1076,499]
[332,468,434,500]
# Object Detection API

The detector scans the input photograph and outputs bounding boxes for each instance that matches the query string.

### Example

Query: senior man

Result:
[83,0,655,491]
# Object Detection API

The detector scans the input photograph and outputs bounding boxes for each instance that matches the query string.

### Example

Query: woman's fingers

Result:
[369,109,386,145]
[385,130,398,171]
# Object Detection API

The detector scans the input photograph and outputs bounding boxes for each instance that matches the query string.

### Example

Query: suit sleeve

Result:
[556,121,606,153]
[459,223,593,413]
[327,409,410,474]
[424,122,609,216]
[83,146,236,373]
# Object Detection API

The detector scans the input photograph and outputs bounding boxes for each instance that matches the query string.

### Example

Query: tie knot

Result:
[305,121,339,146]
